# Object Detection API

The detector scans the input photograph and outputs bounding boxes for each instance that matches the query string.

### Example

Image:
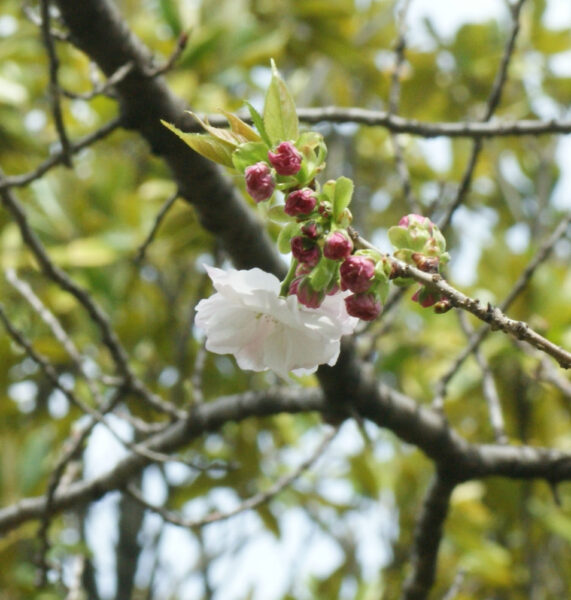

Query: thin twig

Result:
[438,0,527,231]
[62,61,134,101]
[352,231,571,369]
[458,312,507,444]
[388,0,420,214]
[432,212,571,406]
[5,268,104,405]
[126,425,339,529]
[0,117,121,192]
[0,171,184,419]
[39,0,73,167]
[144,31,189,78]
[441,570,465,600]
[134,190,179,264]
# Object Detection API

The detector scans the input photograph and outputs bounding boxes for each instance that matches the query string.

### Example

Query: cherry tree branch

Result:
[39,0,73,167]
[0,172,184,419]
[0,117,121,192]
[352,231,571,369]
[402,474,455,600]
[202,108,571,139]
[125,425,339,529]
[1,379,570,536]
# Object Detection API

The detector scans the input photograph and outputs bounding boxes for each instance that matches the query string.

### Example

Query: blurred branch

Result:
[0,170,184,419]
[1,381,570,535]
[39,0,73,167]
[438,0,527,231]
[458,311,508,444]
[125,425,339,529]
[134,190,180,264]
[5,268,105,405]
[387,0,420,214]
[402,474,455,600]
[0,117,121,191]
[202,107,571,139]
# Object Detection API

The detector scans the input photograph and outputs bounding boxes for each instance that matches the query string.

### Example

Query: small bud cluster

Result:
[388,214,451,313]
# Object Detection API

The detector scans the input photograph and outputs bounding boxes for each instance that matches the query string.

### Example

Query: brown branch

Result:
[40,0,73,167]
[126,425,338,529]
[53,0,284,276]
[0,117,121,191]
[1,379,570,536]
[201,108,571,139]
[402,474,455,600]
[134,190,180,264]
[433,212,571,406]
[352,231,571,368]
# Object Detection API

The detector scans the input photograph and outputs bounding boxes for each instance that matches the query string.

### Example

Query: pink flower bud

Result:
[291,236,321,267]
[245,162,275,203]
[301,221,320,240]
[267,142,302,176]
[295,277,325,309]
[411,285,439,308]
[345,292,382,321]
[323,231,353,261]
[398,213,430,228]
[285,188,316,217]
[339,255,375,293]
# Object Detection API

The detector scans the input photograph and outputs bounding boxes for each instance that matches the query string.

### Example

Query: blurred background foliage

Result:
[0,0,570,598]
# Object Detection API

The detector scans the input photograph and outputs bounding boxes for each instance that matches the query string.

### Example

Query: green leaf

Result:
[309,258,337,291]
[231,141,269,173]
[277,222,300,254]
[263,60,299,145]
[186,111,242,148]
[267,205,291,224]
[161,120,235,167]
[245,101,272,147]
[332,176,354,221]
[219,109,261,142]
[387,225,409,250]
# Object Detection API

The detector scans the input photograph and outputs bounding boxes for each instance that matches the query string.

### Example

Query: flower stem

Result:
[279,259,299,296]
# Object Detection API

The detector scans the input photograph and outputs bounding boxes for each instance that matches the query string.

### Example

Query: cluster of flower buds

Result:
[388,214,451,313]
[163,63,450,325]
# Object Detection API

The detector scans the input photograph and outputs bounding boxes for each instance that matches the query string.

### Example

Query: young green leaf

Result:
[263,60,299,145]
[161,120,234,167]
[333,176,354,221]
[245,101,272,147]
[232,142,269,173]
[277,222,300,254]
[219,109,261,142]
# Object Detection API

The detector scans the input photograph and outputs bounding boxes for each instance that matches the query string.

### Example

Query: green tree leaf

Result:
[263,60,299,145]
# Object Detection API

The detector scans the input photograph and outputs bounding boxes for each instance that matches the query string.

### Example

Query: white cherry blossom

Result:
[195,266,357,379]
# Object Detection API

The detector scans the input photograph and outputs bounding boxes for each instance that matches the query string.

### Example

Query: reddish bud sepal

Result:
[268,142,302,176]
[340,255,375,293]
[323,231,353,261]
[245,162,275,202]
[285,188,317,217]
[345,292,382,321]
[291,236,321,267]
